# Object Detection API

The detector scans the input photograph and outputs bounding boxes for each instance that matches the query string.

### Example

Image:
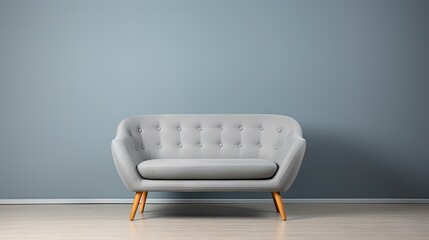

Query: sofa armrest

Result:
[273,136,306,192]
[111,135,143,191]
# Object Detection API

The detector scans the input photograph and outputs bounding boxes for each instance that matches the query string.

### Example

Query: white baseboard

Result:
[0,198,428,204]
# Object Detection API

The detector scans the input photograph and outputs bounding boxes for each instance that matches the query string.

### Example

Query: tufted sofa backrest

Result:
[116,114,303,161]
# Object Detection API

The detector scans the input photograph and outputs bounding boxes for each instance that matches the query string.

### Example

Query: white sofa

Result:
[111,114,306,221]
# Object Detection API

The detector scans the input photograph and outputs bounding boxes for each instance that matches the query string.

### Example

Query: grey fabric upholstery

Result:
[111,114,306,192]
[137,158,278,180]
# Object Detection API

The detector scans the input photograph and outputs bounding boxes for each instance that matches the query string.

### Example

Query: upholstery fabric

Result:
[111,114,306,192]
[137,158,278,180]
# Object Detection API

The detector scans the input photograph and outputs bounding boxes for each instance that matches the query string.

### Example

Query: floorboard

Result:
[0,203,428,240]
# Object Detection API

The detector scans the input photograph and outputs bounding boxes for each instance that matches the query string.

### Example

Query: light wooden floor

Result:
[0,203,428,240]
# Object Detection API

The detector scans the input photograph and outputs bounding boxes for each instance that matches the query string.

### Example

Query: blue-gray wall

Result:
[1,0,428,199]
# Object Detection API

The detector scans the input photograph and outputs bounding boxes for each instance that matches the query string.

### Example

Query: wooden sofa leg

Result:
[272,192,286,221]
[130,192,142,221]
[271,192,280,212]
[140,192,148,213]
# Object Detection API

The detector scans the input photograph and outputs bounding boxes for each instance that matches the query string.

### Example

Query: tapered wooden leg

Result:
[272,192,286,221]
[130,192,142,221]
[139,192,148,213]
[271,192,280,212]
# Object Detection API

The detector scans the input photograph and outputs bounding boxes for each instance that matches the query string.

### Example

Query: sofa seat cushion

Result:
[137,158,278,180]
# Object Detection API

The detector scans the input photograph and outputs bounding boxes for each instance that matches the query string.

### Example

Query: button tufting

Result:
[278,128,282,133]
[273,145,277,150]
[157,126,161,131]
[219,126,223,130]
[239,126,243,131]
[177,127,182,131]
[198,143,203,148]
[158,144,162,148]
[138,128,142,132]
[178,143,182,148]
[238,143,242,148]
[258,143,262,147]
[141,145,145,150]
[259,126,264,131]
[198,127,202,131]
[219,143,223,147]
